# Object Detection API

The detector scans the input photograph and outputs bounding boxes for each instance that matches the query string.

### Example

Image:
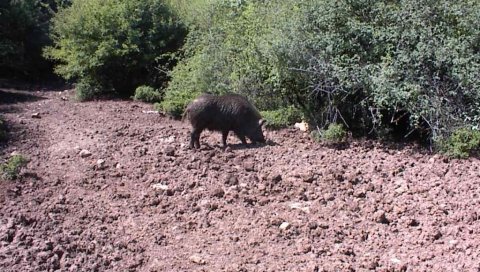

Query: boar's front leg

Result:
[222,130,229,147]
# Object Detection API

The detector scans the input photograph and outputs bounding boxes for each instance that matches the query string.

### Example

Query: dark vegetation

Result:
[1,0,479,156]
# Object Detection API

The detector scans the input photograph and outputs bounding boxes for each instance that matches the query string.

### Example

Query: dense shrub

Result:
[312,123,348,144]
[439,128,480,159]
[279,0,480,142]
[133,86,162,103]
[162,0,297,113]
[155,88,199,118]
[73,79,108,101]
[1,155,28,180]
[44,0,185,98]
[261,106,303,129]
[0,0,59,79]
[164,0,480,148]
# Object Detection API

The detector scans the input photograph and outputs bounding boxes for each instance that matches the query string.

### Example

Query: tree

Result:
[44,0,186,99]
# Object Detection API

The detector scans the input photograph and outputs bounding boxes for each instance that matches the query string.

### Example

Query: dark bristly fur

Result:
[184,93,266,149]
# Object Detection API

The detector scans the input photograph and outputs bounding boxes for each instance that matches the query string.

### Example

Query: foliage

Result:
[133,85,162,103]
[0,0,61,79]
[155,88,199,119]
[0,155,28,180]
[164,0,480,147]
[261,106,303,129]
[162,0,299,113]
[314,123,348,144]
[74,79,108,101]
[439,128,480,159]
[44,0,186,97]
[282,0,480,141]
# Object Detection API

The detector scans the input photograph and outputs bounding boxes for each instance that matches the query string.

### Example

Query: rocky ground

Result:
[0,87,479,272]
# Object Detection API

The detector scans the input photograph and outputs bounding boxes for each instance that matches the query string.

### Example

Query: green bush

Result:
[133,85,162,103]
[261,106,303,129]
[312,123,348,144]
[282,0,480,141]
[162,0,296,112]
[439,128,480,159]
[44,0,185,97]
[1,155,28,180]
[165,0,480,145]
[74,80,109,101]
[0,0,58,79]
[155,88,199,119]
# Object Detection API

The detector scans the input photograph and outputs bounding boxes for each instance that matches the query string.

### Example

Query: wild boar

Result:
[184,93,266,149]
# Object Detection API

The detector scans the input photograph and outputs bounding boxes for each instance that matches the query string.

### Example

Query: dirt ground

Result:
[0,87,479,272]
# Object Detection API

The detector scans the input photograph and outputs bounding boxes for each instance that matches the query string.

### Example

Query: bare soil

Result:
[1,88,479,272]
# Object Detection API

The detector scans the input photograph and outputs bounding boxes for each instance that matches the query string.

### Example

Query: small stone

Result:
[279,222,291,230]
[431,230,442,241]
[374,210,390,224]
[96,159,106,169]
[53,245,65,258]
[298,244,312,254]
[390,257,401,264]
[302,172,315,183]
[211,188,225,198]
[225,174,238,186]
[31,112,41,118]
[407,218,419,227]
[288,202,310,213]
[189,255,206,265]
[308,222,318,230]
[79,150,92,158]
[164,147,175,156]
[244,161,255,172]
[324,193,335,201]
[269,174,282,183]
[294,121,309,132]
[36,251,51,263]
[151,184,169,191]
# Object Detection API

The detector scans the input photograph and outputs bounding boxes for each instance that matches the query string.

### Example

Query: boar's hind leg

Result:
[222,130,229,147]
[190,129,202,149]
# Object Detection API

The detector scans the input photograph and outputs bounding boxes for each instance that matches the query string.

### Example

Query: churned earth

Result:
[0,87,479,272]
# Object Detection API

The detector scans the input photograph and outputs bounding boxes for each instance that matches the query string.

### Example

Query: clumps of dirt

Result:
[1,88,480,271]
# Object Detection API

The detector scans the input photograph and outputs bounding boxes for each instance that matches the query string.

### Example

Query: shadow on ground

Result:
[0,89,45,105]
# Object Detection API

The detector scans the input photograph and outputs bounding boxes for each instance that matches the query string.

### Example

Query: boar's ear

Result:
[258,119,266,127]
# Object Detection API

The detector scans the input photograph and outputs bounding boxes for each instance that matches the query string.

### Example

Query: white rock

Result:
[279,222,291,230]
[288,202,311,213]
[390,257,401,264]
[151,183,169,191]
[79,149,92,158]
[97,159,106,169]
[294,121,309,132]
[189,255,206,265]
